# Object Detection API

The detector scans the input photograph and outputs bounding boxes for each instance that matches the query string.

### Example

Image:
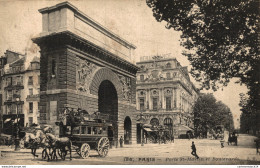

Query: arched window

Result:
[164,118,173,127]
[150,118,159,126]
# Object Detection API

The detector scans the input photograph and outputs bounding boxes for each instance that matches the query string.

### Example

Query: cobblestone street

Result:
[0,134,259,165]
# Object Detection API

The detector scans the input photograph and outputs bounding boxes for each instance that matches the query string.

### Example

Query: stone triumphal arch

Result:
[33,2,138,143]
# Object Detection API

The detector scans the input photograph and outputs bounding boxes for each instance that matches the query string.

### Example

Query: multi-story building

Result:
[0,50,40,134]
[136,55,199,139]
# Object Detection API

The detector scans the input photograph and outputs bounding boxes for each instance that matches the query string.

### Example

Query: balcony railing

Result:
[28,81,33,85]
[26,94,40,101]
[137,108,181,113]
[3,66,25,75]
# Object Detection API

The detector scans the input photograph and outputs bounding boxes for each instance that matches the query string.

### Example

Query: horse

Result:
[35,129,54,161]
[45,133,72,160]
[24,129,51,159]
[24,132,39,158]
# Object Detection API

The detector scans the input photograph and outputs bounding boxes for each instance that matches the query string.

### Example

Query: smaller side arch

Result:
[124,116,132,144]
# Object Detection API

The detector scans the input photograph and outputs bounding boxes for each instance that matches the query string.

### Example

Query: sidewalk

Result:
[0,145,32,153]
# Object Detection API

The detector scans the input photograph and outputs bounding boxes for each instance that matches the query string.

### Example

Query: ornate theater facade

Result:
[33,2,138,144]
[136,56,199,140]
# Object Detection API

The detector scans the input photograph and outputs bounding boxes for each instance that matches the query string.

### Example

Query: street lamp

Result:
[137,112,145,146]
[14,97,20,151]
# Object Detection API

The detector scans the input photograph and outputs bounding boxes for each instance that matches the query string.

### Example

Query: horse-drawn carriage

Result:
[62,118,111,158]
[228,132,238,146]
[23,108,113,161]
[143,124,172,144]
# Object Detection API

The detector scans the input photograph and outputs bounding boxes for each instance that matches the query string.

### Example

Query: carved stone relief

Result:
[118,75,131,101]
[137,90,146,97]
[164,88,173,96]
[151,89,159,96]
[76,58,98,92]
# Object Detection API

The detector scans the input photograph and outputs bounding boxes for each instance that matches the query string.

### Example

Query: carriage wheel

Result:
[80,143,90,159]
[97,137,109,157]
[148,136,156,143]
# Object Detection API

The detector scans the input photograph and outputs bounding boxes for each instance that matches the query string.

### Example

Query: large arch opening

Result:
[124,116,132,144]
[98,80,118,141]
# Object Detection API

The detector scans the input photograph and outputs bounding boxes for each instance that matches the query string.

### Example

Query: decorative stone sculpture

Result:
[118,75,131,101]
[76,58,97,92]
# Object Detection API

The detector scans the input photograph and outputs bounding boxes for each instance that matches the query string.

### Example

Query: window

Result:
[38,102,40,112]
[6,77,12,86]
[16,76,23,85]
[11,104,16,114]
[29,88,33,95]
[81,126,87,134]
[12,77,16,85]
[72,127,80,134]
[174,88,177,108]
[29,117,33,127]
[87,127,92,134]
[18,104,23,114]
[140,75,144,81]
[153,98,158,110]
[7,90,12,101]
[28,76,33,85]
[13,90,21,98]
[38,75,40,85]
[93,127,98,134]
[98,127,102,134]
[51,59,56,77]
[166,97,171,110]
[166,72,171,79]
[29,102,33,113]
[6,105,11,114]
[139,98,145,111]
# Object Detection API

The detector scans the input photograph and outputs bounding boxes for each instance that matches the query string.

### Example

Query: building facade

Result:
[136,56,199,139]
[33,2,138,144]
[0,50,40,134]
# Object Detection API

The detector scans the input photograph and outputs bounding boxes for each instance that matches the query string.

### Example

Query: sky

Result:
[0,0,248,128]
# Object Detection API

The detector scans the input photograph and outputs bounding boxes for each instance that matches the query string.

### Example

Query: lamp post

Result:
[137,112,145,146]
[14,97,20,151]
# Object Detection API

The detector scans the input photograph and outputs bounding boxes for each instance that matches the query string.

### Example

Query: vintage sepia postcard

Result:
[0,0,259,167]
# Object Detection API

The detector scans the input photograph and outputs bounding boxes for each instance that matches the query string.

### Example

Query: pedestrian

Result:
[191,141,199,159]
[171,135,174,143]
[119,136,123,148]
[220,138,225,148]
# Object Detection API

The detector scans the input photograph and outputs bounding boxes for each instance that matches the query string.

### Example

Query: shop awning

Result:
[13,118,20,123]
[4,118,11,123]
[143,128,153,132]
[174,125,193,132]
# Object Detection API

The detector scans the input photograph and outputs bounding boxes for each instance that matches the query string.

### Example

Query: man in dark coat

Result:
[191,141,199,159]
[119,136,123,148]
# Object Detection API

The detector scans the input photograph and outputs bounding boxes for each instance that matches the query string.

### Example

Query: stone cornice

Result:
[32,31,139,75]
[38,1,136,49]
